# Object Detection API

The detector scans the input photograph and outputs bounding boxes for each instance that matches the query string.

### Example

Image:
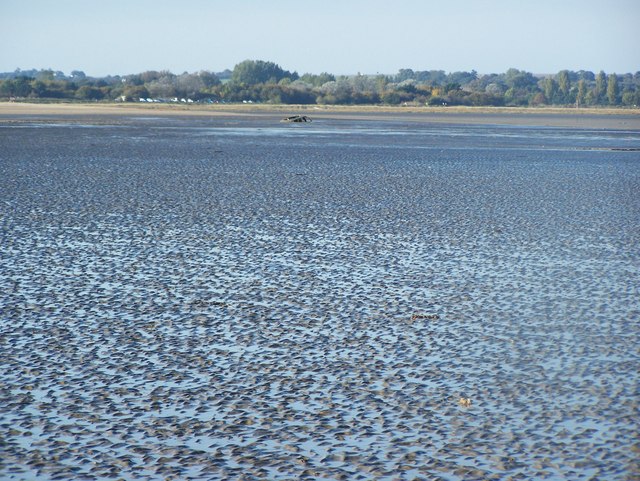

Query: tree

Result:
[36,69,55,81]
[381,91,402,105]
[75,85,104,100]
[396,79,417,93]
[577,70,595,82]
[2,62,638,106]
[503,68,537,105]
[543,77,557,104]
[443,82,461,94]
[122,85,149,101]
[447,70,477,86]
[503,88,520,105]
[139,70,163,83]
[576,79,586,107]
[0,76,33,97]
[595,70,606,103]
[504,68,538,90]
[556,70,571,103]
[300,72,335,87]
[147,76,177,98]
[530,92,547,106]
[395,69,415,82]
[197,70,221,88]
[319,72,337,86]
[485,82,505,95]
[70,70,86,80]
[415,70,446,85]
[621,89,639,106]
[231,60,297,85]
[607,73,619,105]
[30,79,72,99]
[374,75,390,93]
[176,72,206,98]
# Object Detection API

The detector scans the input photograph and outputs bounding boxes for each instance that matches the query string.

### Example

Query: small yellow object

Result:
[458,397,472,407]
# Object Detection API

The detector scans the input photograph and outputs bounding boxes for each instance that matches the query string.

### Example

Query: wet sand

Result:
[1,114,639,480]
[2,101,640,130]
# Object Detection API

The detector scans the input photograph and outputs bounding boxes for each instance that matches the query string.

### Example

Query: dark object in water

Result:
[282,115,312,123]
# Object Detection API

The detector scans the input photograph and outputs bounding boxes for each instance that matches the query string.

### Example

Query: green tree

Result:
[485,82,506,96]
[0,76,33,97]
[395,69,415,82]
[504,68,538,90]
[447,70,477,86]
[556,70,571,103]
[576,79,586,107]
[415,70,446,85]
[75,85,104,100]
[502,69,538,105]
[231,60,297,85]
[176,72,206,98]
[577,70,595,82]
[122,85,149,101]
[621,89,639,106]
[140,70,163,83]
[443,82,461,94]
[543,77,557,103]
[70,70,86,81]
[36,69,55,81]
[147,75,177,98]
[381,91,402,105]
[607,73,619,105]
[199,71,220,88]
[300,72,335,87]
[30,79,71,98]
[529,92,547,106]
[595,70,606,103]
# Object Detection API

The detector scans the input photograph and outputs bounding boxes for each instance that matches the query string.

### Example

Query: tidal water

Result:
[1,116,639,480]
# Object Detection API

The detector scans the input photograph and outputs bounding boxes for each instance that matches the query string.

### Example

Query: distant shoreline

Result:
[1,101,639,130]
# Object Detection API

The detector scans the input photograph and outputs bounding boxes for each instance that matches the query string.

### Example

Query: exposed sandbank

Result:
[1,101,639,129]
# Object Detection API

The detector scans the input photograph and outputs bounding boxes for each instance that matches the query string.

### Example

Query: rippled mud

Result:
[1,117,639,480]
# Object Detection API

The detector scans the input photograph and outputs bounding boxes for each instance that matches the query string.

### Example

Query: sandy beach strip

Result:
[1,101,639,129]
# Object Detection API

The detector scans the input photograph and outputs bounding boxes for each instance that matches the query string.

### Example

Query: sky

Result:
[1,0,639,77]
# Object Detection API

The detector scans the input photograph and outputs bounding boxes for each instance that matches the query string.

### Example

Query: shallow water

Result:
[1,116,639,480]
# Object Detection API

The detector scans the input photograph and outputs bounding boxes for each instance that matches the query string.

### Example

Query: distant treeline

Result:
[2,60,639,107]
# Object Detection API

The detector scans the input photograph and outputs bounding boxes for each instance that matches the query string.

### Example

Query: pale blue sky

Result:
[1,0,638,77]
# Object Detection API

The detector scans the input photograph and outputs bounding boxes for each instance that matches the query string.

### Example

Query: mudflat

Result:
[1,101,639,129]
[1,114,639,480]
